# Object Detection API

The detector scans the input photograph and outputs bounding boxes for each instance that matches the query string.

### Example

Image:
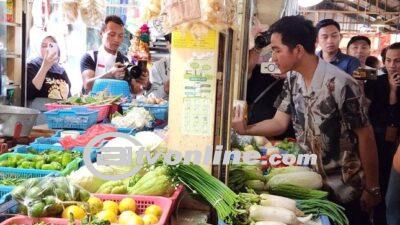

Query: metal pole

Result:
[219,28,234,183]
[238,0,252,100]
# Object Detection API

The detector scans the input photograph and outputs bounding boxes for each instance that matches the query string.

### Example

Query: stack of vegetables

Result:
[56,91,122,106]
[235,192,348,225]
[111,107,155,130]
[9,177,165,225]
[231,166,349,225]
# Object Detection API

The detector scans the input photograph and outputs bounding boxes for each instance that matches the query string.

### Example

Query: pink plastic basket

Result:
[1,194,172,225]
[169,185,184,213]
[93,194,172,225]
[1,216,71,225]
[45,103,111,122]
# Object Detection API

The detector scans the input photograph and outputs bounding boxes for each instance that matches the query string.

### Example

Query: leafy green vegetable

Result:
[58,90,122,106]
[297,199,349,225]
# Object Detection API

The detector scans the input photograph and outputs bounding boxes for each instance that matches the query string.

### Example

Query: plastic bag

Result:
[60,124,117,149]
[11,177,90,217]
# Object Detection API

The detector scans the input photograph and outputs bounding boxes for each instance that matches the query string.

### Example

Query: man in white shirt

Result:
[146,34,171,99]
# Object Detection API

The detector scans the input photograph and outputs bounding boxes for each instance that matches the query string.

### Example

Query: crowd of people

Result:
[234,16,400,225]
[26,15,170,110]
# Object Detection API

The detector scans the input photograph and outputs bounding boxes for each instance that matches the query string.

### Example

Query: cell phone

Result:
[260,62,281,74]
[47,43,58,56]
[353,67,377,80]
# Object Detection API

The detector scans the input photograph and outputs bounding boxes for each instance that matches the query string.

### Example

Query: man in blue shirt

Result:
[316,19,360,75]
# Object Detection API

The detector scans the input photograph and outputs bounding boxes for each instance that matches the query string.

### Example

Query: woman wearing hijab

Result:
[27,35,71,124]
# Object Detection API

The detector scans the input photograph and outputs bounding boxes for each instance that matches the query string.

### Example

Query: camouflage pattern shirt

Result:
[274,58,369,203]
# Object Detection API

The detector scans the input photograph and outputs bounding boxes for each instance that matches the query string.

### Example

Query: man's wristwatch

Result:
[365,187,381,197]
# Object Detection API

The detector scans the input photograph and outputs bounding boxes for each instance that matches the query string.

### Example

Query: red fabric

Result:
[60,124,117,149]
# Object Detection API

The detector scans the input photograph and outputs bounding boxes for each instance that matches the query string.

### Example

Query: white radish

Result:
[254,222,288,225]
[249,205,312,225]
[260,194,304,216]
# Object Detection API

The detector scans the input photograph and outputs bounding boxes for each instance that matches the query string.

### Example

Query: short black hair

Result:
[347,36,371,49]
[388,42,400,51]
[316,19,341,34]
[101,15,124,32]
[365,56,379,69]
[381,46,388,62]
[269,15,317,54]
[164,33,171,43]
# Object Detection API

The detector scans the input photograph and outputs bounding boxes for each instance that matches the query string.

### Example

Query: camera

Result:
[254,30,272,50]
[124,60,147,81]
[261,62,281,74]
[352,67,377,80]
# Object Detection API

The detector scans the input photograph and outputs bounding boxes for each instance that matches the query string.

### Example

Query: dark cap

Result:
[316,19,340,33]
[347,36,371,49]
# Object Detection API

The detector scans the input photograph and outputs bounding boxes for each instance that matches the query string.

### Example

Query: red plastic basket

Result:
[45,103,111,122]
[1,194,172,225]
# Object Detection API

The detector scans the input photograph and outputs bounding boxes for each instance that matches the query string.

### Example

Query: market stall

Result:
[2,0,399,224]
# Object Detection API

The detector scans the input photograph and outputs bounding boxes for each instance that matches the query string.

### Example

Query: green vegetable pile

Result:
[96,166,175,196]
[0,178,25,186]
[11,177,90,218]
[57,91,122,106]
[298,199,349,225]
[228,164,266,192]
[275,138,301,155]
[0,151,80,171]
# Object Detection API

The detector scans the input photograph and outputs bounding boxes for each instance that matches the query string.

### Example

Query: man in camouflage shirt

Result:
[232,16,381,225]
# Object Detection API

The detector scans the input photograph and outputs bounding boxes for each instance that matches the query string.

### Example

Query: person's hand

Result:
[360,190,382,214]
[42,48,58,70]
[232,106,248,135]
[164,80,170,94]
[109,62,126,79]
[388,72,400,89]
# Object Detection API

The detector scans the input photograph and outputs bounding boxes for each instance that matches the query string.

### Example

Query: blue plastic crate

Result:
[91,79,131,100]
[13,145,97,163]
[44,107,99,130]
[52,127,136,139]
[28,137,63,151]
[0,153,82,177]
[0,193,19,221]
[0,186,13,200]
[121,103,168,121]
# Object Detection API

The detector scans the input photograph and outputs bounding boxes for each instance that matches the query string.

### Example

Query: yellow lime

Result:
[119,197,137,212]
[118,210,137,225]
[125,214,144,225]
[103,200,119,215]
[144,205,162,218]
[88,196,103,214]
[142,214,159,225]
[61,205,86,220]
[96,210,118,223]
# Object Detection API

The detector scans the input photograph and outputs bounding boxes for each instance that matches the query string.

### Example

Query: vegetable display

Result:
[57,91,122,106]
[298,199,349,225]
[0,178,25,186]
[11,177,90,217]
[0,151,80,171]
[111,107,154,129]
